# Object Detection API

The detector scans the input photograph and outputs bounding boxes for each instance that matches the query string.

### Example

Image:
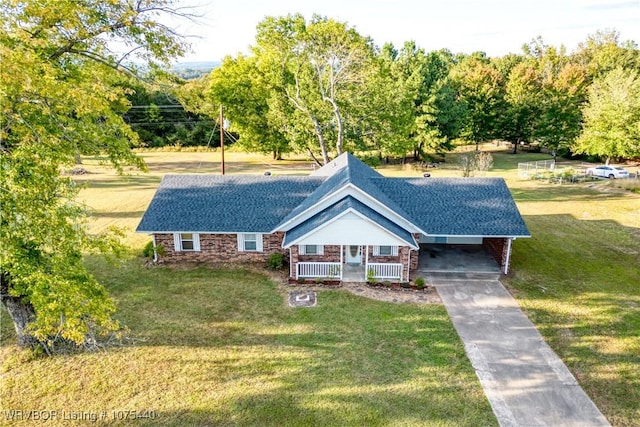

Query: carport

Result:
[417,243,502,274]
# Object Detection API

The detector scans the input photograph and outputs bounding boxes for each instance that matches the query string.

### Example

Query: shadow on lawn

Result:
[506,214,640,426]
[510,184,631,202]
[90,210,147,219]
[84,259,497,426]
[74,176,161,189]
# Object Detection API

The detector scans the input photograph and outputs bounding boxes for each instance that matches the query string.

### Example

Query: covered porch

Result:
[294,244,408,283]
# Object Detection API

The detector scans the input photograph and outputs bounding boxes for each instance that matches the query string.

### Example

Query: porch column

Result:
[289,248,293,279]
[365,245,369,271]
[340,245,343,280]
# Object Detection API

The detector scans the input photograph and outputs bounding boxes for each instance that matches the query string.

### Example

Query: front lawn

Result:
[1,260,496,426]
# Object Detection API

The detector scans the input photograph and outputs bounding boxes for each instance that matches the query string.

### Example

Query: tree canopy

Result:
[574,67,640,163]
[0,0,188,350]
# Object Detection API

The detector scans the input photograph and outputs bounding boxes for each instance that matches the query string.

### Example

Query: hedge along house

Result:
[136,153,530,282]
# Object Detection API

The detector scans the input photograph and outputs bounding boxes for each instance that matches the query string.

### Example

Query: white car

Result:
[586,165,630,179]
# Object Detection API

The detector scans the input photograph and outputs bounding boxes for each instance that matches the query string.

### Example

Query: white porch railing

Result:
[296,262,342,279]
[366,263,403,281]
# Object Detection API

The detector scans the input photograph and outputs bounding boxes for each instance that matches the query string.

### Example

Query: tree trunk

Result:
[307,148,322,167]
[326,97,344,156]
[1,273,39,348]
[513,138,519,154]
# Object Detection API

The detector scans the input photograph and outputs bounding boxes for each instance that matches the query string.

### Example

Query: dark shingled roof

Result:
[373,177,530,237]
[277,153,415,228]
[137,153,530,239]
[136,175,325,233]
[282,196,417,247]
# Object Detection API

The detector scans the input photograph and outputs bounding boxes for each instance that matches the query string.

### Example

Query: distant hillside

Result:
[172,61,221,79]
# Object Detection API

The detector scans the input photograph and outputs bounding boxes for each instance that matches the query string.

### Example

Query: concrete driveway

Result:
[432,277,610,427]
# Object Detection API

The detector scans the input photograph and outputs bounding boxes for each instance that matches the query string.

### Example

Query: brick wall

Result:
[483,237,507,270]
[154,232,286,264]
[298,245,341,262]
[365,245,401,264]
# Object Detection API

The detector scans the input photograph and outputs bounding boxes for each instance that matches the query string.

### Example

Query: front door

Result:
[346,245,362,264]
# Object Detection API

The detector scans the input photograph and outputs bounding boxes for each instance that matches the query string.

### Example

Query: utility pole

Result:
[219,104,225,175]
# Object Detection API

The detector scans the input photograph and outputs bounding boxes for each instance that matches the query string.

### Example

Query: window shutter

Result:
[193,233,201,252]
[299,245,306,255]
[317,245,324,255]
[173,233,181,251]
[373,246,380,256]
[237,234,244,251]
[256,234,263,252]
[392,246,398,256]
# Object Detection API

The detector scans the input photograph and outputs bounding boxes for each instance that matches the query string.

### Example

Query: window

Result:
[300,245,324,255]
[373,245,398,256]
[238,233,263,252]
[173,233,200,251]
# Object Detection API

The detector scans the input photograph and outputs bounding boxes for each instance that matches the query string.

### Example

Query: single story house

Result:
[136,152,530,281]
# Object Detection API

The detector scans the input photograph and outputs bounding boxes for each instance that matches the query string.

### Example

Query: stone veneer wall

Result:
[154,232,286,264]
[482,237,507,270]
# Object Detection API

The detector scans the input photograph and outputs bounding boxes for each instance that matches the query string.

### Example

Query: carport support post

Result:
[504,238,514,274]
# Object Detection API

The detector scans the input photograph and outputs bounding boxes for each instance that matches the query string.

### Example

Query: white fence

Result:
[296,262,342,279]
[517,160,556,178]
[367,263,403,281]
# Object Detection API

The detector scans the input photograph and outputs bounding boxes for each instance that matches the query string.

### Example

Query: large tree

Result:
[574,67,640,163]
[0,0,188,350]
[252,14,385,165]
[503,60,542,152]
[451,54,507,150]
[382,43,460,160]
[206,54,290,159]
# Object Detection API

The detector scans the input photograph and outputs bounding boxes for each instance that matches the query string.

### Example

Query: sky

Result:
[171,0,640,63]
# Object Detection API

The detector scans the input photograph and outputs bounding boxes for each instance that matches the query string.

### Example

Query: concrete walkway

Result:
[432,277,610,427]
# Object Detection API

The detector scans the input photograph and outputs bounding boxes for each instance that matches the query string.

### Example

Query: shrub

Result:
[267,252,284,270]
[142,241,165,260]
[366,268,376,284]
[458,151,493,177]
[415,277,426,289]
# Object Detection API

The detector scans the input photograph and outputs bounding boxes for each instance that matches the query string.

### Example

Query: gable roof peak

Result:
[310,152,382,179]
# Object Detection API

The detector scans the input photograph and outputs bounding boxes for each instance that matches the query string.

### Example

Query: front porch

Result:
[295,260,405,283]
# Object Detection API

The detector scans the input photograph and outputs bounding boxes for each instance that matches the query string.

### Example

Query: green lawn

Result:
[1,260,496,426]
[2,149,639,426]
[506,183,640,426]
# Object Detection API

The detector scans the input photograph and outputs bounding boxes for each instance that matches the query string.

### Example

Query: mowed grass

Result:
[2,148,639,425]
[506,180,640,426]
[1,261,496,426]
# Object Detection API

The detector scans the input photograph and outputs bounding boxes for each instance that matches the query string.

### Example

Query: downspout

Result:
[407,249,411,282]
[504,238,514,275]
[152,234,158,263]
